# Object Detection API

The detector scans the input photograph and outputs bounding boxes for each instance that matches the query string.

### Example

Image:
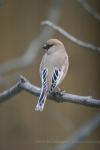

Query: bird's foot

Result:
[51,88,65,103]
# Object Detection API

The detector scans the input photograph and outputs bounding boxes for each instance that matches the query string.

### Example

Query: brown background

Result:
[0,0,100,150]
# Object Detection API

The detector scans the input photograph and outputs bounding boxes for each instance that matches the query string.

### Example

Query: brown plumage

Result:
[35,39,69,111]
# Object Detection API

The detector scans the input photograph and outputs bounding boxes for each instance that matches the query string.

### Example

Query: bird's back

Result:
[40,48,69,91]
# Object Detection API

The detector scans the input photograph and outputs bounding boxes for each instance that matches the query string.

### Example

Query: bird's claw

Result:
[51,89,65,103]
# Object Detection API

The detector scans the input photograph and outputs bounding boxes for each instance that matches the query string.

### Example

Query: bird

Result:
[35,39,69,111]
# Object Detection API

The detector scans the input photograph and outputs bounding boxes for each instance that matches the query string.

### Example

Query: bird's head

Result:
[42,39,64,54]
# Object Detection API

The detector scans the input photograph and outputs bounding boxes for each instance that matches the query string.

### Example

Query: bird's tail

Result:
[35,88,47,111]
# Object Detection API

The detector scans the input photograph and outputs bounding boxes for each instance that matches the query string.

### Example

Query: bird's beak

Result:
[42,44,48,50]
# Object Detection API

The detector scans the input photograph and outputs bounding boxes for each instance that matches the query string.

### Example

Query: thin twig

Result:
[53,112,100,150]
[77,0,100,21]
[41,20,100,52]
[0,76,100,108]
[0,0,64,75]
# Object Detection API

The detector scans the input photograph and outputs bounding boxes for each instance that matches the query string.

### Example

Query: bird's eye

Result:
[42,44,53,50]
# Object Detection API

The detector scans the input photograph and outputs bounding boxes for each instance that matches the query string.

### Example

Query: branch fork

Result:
[0,75,100,109]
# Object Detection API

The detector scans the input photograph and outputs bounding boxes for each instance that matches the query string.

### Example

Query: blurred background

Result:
[0,0,100,150]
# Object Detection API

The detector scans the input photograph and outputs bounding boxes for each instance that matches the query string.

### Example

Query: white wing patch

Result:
[41,68,48,91]
[49,68,63,94]
[35,68,48,111]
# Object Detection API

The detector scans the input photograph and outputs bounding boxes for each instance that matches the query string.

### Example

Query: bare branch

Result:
[0,0,64,75]
[53,112,100,150]
[0,76,39,102]
[0,76,100,108]
[77,0,100,21]
[41,21,100,52]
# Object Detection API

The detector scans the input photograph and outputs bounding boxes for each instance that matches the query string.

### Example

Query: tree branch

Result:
[77,0,100,21]
[41,21,100,52]
[0,76,100,108]
[0,0,64,75]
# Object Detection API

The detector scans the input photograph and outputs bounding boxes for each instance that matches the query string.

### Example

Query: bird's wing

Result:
[41,68,48,90]
[35,68,48,111]
[38,68,48,103]
[49,67,64,94]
